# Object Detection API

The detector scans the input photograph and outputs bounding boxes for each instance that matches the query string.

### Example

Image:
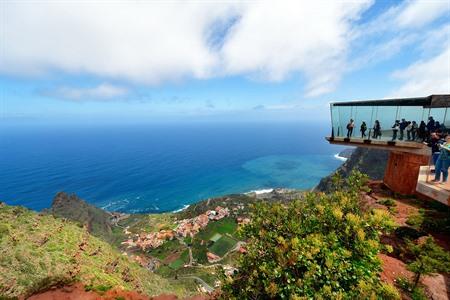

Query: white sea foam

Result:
[334,153,348,162]
[173,204,190,213]
[245,188,274,195]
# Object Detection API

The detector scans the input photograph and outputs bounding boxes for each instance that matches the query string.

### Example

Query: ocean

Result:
[0,122,345,213]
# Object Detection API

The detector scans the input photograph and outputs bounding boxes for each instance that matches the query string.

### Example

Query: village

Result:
[121,206,233,251]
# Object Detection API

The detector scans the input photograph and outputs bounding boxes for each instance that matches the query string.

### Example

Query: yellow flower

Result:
[356,229,366,241]
[332,208,343,220]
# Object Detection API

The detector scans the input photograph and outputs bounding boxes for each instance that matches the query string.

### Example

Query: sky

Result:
[0,0,449,125]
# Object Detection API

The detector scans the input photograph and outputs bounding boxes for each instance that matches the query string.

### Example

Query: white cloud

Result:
[3,0,446,99]
[395,0,449,28]
[1,1,237,83]
[43,83,128,101]
[1,0,372,98]
[220,1,372,97]
[390,46,450,97]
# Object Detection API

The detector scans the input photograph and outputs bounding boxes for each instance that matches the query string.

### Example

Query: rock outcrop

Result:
[315,147,389,192]
[49,192,114,242]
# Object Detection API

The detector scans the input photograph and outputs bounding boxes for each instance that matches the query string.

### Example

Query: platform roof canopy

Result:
[330,94,449,108]
[329,94,450,141]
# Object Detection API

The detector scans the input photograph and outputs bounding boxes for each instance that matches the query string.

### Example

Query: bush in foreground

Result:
[220,171,396,299]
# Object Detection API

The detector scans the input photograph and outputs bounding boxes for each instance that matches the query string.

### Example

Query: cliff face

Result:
[315,147,389,192]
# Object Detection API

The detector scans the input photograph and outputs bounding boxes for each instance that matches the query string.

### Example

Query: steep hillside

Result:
[0,203,189,298]
[316,147,389,192]
[48,192,124,243]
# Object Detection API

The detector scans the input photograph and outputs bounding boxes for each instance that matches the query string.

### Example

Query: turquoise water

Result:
[0,122,344,212]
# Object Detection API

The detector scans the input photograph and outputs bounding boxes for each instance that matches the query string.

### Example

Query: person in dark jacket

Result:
[418,121,427,142]
[391,120,400,141]
[411,121,418,141]
[427,116,435,133]
[360,121,367,138]
[425,132,444,169]
[399,118,408,140]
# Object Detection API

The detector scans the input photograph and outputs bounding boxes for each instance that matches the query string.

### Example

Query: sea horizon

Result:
[0,121,345,213]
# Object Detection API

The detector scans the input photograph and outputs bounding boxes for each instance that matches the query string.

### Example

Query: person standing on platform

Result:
[411,121,418,141]
[427,116,435,135]
[399,118,408,140]
[406,121,412,141]
[391,120,400,141]
[418,121,427,142]
[346,119,354,138]
[372,120,381,139]
[425,132,444,170]
[360,121,367,139]
[432,135,450,184]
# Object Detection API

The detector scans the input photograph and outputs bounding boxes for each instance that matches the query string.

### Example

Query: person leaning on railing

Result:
[432,135,450,185]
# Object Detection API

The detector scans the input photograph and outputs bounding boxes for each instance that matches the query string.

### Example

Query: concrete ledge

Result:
[326,137,430,155]
[416,166,450,206]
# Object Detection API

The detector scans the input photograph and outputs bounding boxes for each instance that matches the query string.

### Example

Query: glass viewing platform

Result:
[326,94,450,206]
[330,95,449,142]
[327,95,450,154]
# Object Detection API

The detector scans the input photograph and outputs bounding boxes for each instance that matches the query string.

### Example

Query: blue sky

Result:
[0,0,449,125]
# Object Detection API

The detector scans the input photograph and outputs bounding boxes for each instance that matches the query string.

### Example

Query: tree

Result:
[406,236,450,289]
[220,171,396,299]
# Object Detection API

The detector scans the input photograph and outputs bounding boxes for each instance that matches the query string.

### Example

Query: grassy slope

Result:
[0,204,189,298]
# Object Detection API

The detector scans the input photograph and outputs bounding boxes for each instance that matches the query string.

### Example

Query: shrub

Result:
[379,198,396,207]
[378,282,401,300]
[411,287,427,300]
[220,171,395,299]
[406,210,425,229]
[406,236,450,288]
[395,276,411,292]
[0,224,9,239]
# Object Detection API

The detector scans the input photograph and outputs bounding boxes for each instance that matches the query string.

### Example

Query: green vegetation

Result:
[405,237,450,289]
[220,171,396,299]
[0,204,189,298]
[49,192,119,244]
[406,209,425,229]
[176,194,254,219]
[189,217,238,264]
[169,250,190,270]
[209,236,237,257]
[196,217,237,240]
[123,213,176,234]
[148,239,185,261]
[378,282,401,300]
[396,277,427,300]
[379,198,396,207]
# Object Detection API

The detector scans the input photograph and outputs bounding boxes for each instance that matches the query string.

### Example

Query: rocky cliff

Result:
[49,192,116,242]
[315,147,389,192]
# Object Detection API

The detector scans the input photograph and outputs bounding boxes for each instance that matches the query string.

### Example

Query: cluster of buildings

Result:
[121,206,231,251]
[175,206,230,238]
[121,229,175,250]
